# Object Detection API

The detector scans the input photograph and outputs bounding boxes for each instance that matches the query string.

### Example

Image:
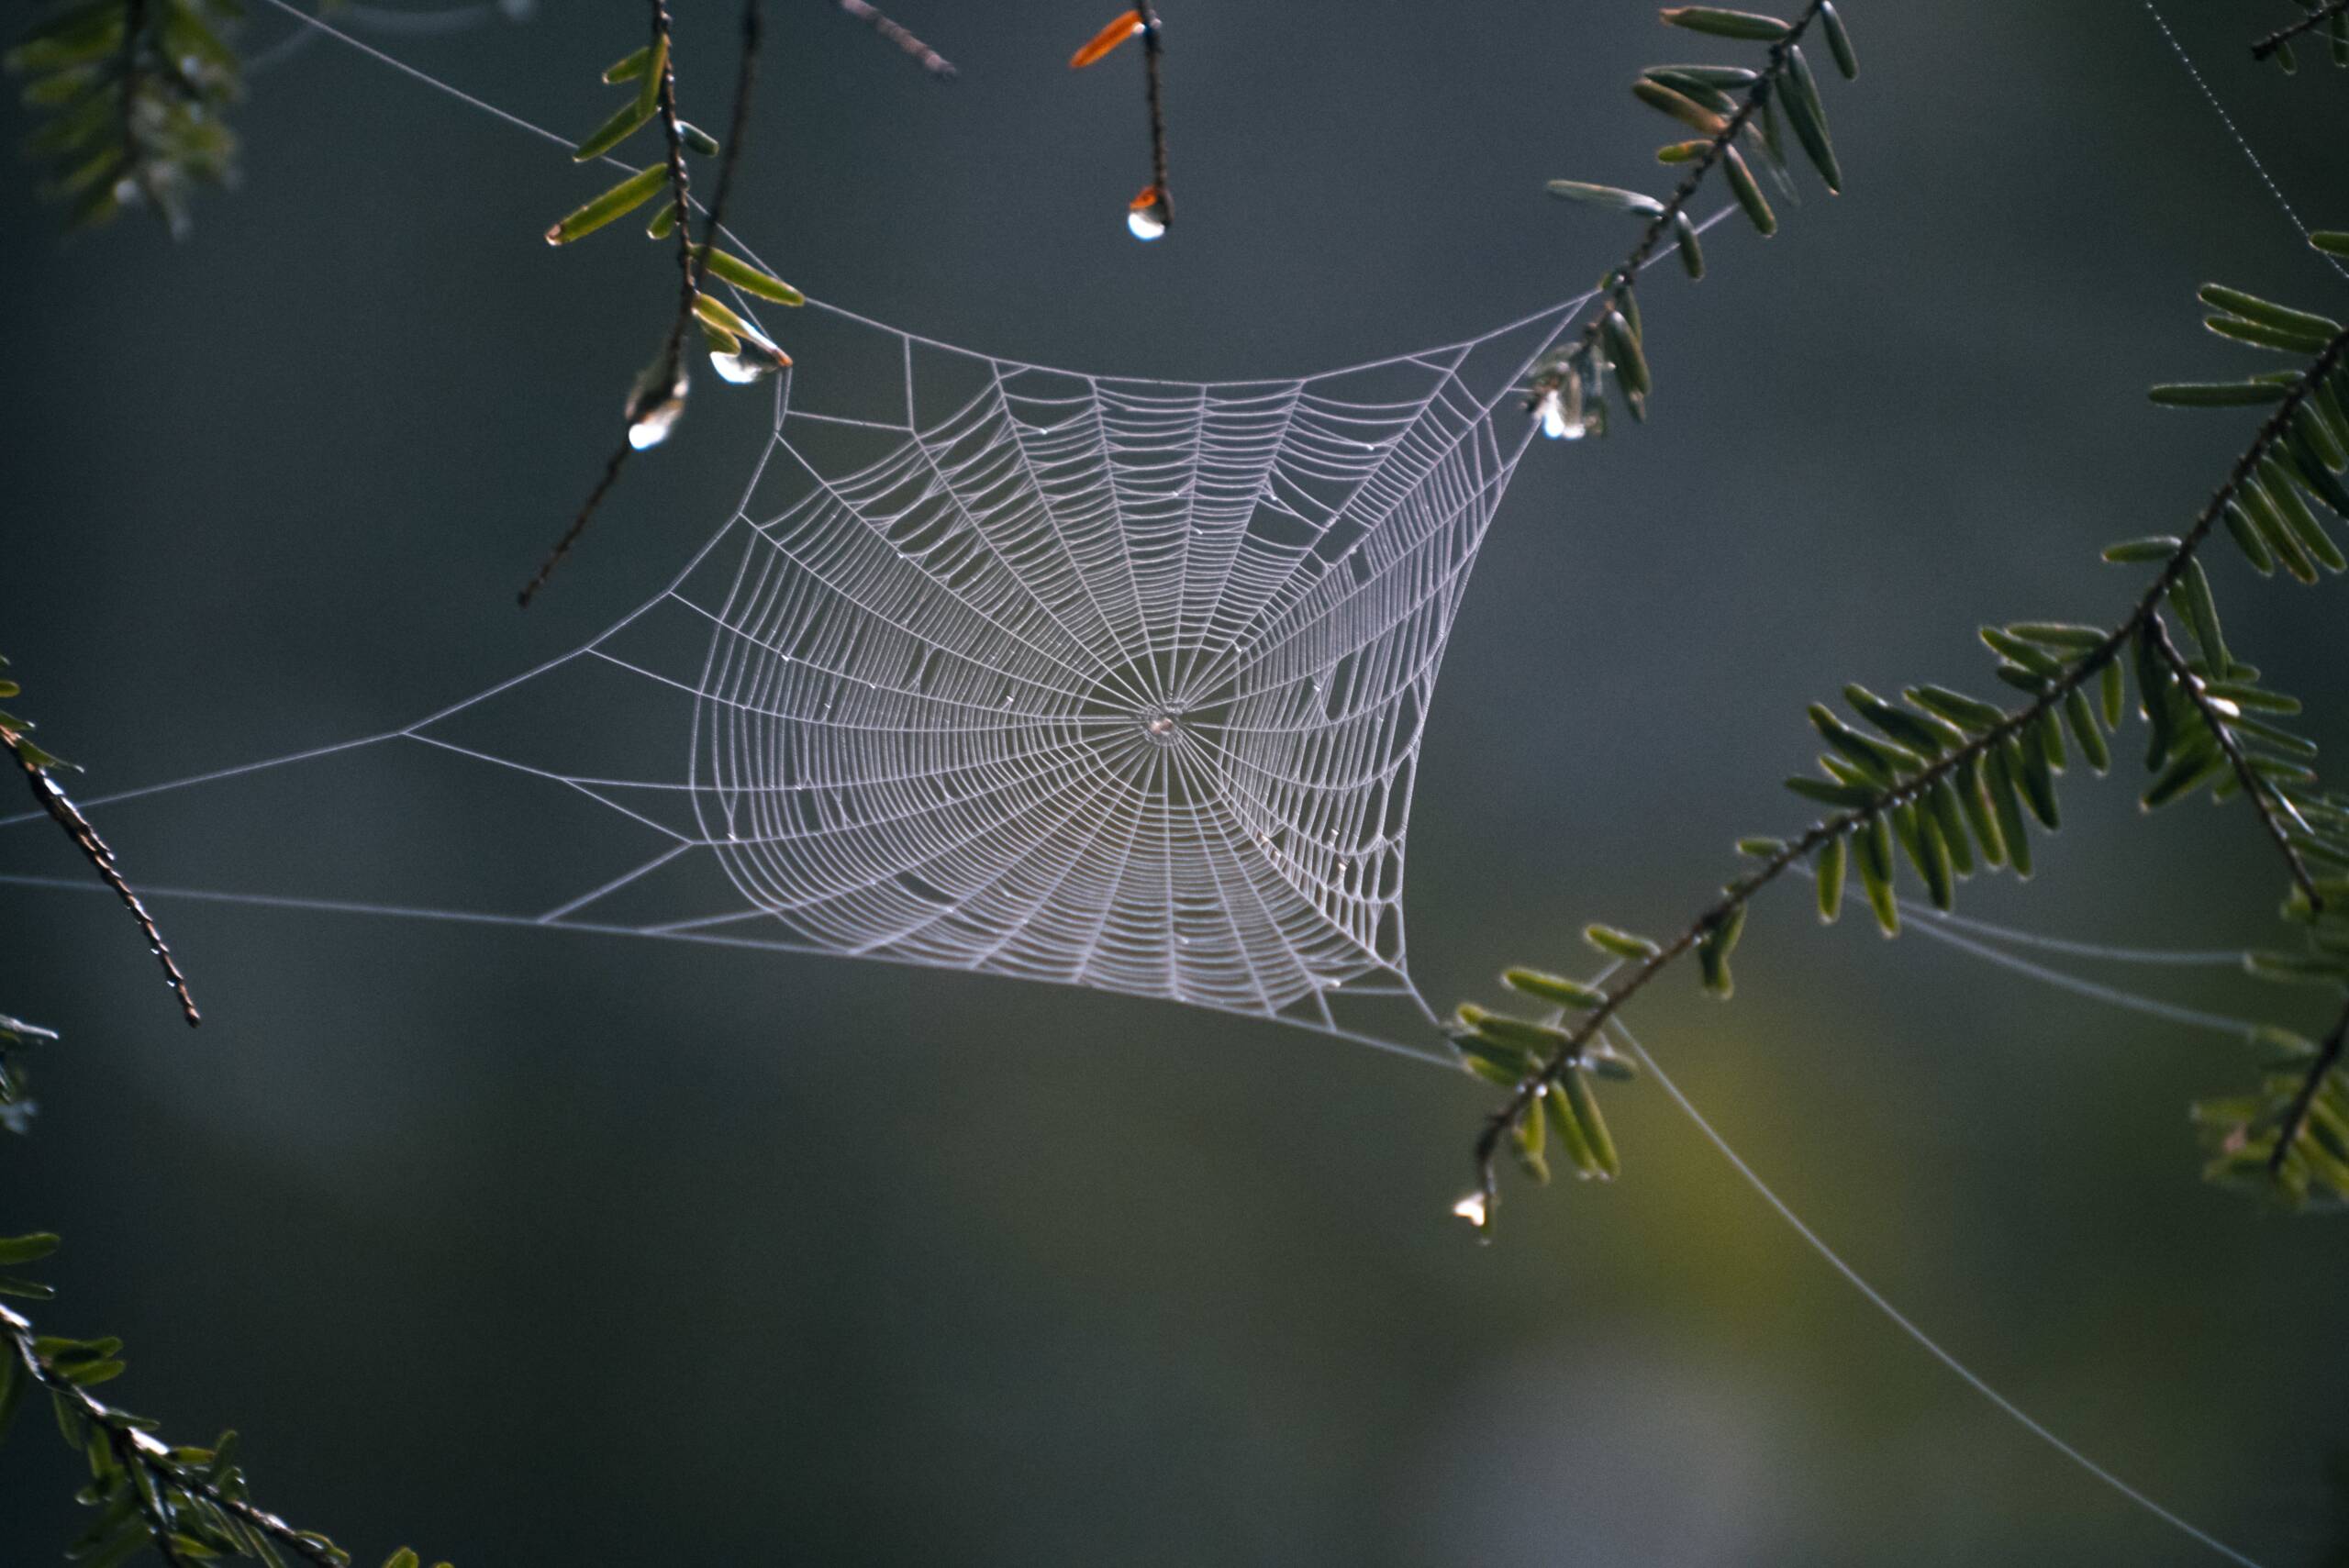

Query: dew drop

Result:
[1451,1191,1488,1229]
[625,362,690,450]
[629,402,685,450]
[710,348,774,386]
[1536,385,1586,442]
[1127,185,1170,242]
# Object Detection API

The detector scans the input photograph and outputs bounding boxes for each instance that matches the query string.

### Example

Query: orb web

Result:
[459,302,1575,1029]
[27,279,1587,1039]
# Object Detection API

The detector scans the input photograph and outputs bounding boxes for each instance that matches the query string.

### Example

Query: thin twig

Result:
[1473,320,2349,1207]
[2269,992,2349,1174]
[520,442,632,605]
[521,0,765,607]
[1138,3,1169,221]
[2146,613,2322,907]
[833,0,955,77]
[2,729,198,1027]
[2252,0,2347,61]
[116,0,161,213]
[644,0,707,435]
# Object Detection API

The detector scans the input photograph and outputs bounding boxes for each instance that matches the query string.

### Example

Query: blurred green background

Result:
[5,1,2349,1562]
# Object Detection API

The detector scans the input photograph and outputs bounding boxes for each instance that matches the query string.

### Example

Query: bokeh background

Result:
[5,1,2349,1562]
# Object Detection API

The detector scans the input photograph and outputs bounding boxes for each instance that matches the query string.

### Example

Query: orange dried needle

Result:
[1070,9,1143,68]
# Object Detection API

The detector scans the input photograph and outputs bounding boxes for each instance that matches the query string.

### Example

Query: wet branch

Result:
[3,1302,345,1567]
[833,0,956,77]
[1,726,197,1027]
[2252,1,2346,61]
[1473,319,2349,1207]
[1139,4,1169,222]
[1531,0,1834,405]
[521,0,766,607]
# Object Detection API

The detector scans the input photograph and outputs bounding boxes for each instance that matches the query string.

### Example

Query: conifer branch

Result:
[3,1293,402,1566]
[1470,318,2349,1216]
[7,0,244,231]
[1529,0,1835,411]
[2253,0,2347,61]
[523,0,767,606]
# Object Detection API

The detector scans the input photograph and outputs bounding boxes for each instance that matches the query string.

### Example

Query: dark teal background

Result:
[5,2,2349,1562]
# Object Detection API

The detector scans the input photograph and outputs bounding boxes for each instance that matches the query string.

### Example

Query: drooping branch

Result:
[2252,0,2347,61]
[521,0,766,606]
[1471,319,2349,1210]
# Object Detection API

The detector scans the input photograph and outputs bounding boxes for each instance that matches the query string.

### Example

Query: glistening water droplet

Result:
[711,348,774,385]
[709,328,790,386]
[1451,1191,1488,1229]
[625,361,689,450]
[1127,184,1169,241]
[629,399,685,450]
[1536,384,1586,442]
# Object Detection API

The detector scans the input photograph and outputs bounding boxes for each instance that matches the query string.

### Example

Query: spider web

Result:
[296,295,1575,1036]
